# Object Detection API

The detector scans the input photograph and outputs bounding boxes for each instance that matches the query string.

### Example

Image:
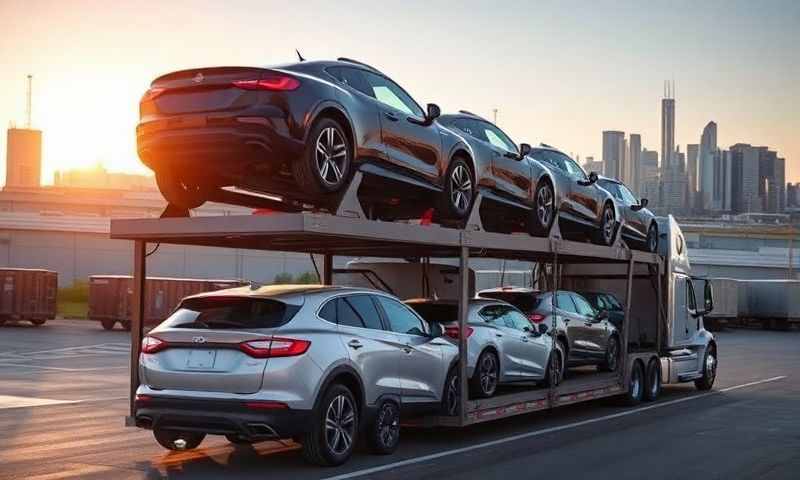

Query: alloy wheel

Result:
[324,394,356,455]
[445,372,460,416]
[607,337,619,371]
[449,164,473,213]
[479,353,498,395]
[550,347,563,386]
[377,403,399,448]
[647,225,658,252]
[706,350,717,384]
[602,207,615,244]
[537,184,554,228]
[315,127,348,186]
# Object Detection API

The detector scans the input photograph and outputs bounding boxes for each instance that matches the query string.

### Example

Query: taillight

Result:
[239,337,311,358]
[141,87,166,102]
[232,74,300,91]
[134,394,152,405]
[245,401,288,410]
[528,314,546,324]
[141,335,168,354]
[444,326,474,339]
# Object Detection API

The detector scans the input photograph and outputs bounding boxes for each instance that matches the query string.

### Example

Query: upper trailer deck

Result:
[110,212,660,265]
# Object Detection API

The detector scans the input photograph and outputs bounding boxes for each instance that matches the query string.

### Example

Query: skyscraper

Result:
[686,143,699,210]
[5,128,42,189]
[729,143,761,213]
[661,81,675,169]
[602,131,625,179]
[640,149,660,205]
[628,134,642,195]
[698,121,718,211]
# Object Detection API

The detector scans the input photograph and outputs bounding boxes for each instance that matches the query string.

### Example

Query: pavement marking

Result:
[17,464,116,480]
[0,363,128,372]
[322,375,788,480]
[0,395,79,410]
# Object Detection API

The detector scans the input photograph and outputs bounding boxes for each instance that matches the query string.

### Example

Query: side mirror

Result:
[429,322,444,338]
[596,309,609,321]
[537,323,549,335]
[425,103,441,125]
[579,171,599,186]
[704,280,714,313]
[639,198,649,208]
[631,197,648,211]
[518,143,532,160]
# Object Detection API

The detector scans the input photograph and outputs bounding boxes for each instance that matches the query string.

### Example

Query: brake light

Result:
[528,314,546,324]
[134,394,152,405]
[444,326,474,339]
[239,337,311,358]
[245,401,288,410]
[141,336,168,354]
[233,74,300,91]
[141,87,166,102]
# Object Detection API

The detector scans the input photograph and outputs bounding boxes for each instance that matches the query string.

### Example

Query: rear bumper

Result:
[134,396,312,440]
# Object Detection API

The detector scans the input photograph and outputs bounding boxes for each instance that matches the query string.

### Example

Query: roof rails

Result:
[539,143,554,148]
[337,57,382,73]
[458,110,490,122]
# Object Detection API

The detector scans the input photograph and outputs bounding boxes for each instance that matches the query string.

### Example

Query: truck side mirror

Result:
[704,280,714,313]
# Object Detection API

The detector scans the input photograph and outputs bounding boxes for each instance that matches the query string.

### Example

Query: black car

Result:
[596,177,658,252]
[528,147,620,246]
[137,58,541,226]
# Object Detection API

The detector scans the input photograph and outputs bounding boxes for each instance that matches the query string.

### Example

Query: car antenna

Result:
[296,49,305,62]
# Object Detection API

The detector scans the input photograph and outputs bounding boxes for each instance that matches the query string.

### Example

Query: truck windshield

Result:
[163,297,300,330]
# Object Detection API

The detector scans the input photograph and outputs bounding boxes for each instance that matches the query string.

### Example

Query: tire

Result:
[155,171,207,210]
[529,179,555,237]
[598,335,620,372]
[694,345,717,391]
[621,361,644,406]
[646,222,659,253]
[594,203,616,246]
[301,384,358,467]
[366,401,400,455]
[293,117,352,198]
[643,358,662,402]
[441,366,460,416]
[30,319,46,326]
[100,319,116,331]
[153,429,205,451]
[544,340,565,387]
[438,157,475,225]
[469,350,499,398]
[225,434,255,445]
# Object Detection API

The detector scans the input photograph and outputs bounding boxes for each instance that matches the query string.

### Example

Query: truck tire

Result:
[694,345,717,391]
[153,429,205,450]
[301,383,358,466]
[30,319,47,326]
[100,319,116,331]
[366,400,400,455]
[621,361,644,406]
[643,358,661,402]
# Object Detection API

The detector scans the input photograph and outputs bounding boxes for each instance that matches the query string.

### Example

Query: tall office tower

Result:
[661,146,689,213]
[777,158,786,211]
[622,137,630,184]
[5,128,42,189]
[639,148,660,206]
[729,143,761,213]
[661,81,676,170]
[711,149,733,212]
[756,147,786,213]
[686,144,699,210]
[602,130,625,179]
[698,121,718,211]
[788,183,799,208]
[628,134,642,194]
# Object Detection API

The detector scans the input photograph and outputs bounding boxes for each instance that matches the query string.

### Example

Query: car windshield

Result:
[479,291,542,313]
[163,296,300,330]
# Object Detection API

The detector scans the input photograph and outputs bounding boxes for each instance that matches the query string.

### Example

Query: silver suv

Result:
[134,285,458,466]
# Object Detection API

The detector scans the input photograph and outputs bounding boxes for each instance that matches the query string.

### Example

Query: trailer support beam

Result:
[127,240,147,424]
[620,256,635,382]
[322,254,333,285]
[458,245,469,426]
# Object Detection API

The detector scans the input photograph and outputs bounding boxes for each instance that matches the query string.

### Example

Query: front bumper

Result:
[134,396,312,440]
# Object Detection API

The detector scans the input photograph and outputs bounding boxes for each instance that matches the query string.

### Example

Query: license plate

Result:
[186,349,217,369]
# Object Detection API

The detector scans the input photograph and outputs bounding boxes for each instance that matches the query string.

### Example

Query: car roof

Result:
[479,287,538,294]
[184,284,377,301]
[405,297,503,307]
[438,111,493,124]
[279,58,385,76]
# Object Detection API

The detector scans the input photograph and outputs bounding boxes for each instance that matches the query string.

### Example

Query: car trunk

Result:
[149,67,273,114]
[142,296,301,394]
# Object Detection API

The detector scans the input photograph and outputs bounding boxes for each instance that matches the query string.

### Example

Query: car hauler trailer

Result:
[111,209,715,436]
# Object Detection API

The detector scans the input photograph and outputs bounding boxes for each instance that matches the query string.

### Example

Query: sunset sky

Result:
[1,0,798,184]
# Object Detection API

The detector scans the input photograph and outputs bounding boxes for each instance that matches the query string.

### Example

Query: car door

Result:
[477,304,526,379]
[555,152,601,224]
[619,183,648,240]
[555,291,593,361]
[324,294,403,401]
[374,295,447,405]
[360,71,442,182]
[477,121,532,203]
[571,292,609,359]
[503,308,549,378]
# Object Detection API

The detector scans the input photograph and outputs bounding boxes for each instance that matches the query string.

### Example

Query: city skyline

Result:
[1,0,798,185]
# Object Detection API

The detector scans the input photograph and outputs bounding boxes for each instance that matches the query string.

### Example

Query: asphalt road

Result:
[0,320,797,480]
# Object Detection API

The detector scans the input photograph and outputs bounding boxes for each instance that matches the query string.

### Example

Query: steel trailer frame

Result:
[113,211,662,428]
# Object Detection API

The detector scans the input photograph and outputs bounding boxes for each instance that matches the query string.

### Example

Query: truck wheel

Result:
[100,319,116,331]
[441,366,460,416]
[469,350,499,398]
[694,345,717,391]
[153,429,205,450]
[30,319,47,326]
[367,401,400,455]
[302,383,358,466]
[598,335,620,372]
[622,361,644,406]
[643,358,661,401]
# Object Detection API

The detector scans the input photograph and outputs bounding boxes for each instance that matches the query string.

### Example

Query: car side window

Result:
[453,119,476,138]
[361,71,425,118]
[571,294,597,317]
[348,295,384,330]
[337,297,365,328]
[481,122,517,153]
[327,67,372,97]
[620,185,639,205]
[599,180,624,202]
[479,305,510,325]
[504,309,533,331]
[559,154,589,181]
[319,298,337,323]
[556,292,578,314]
[376,296,428,336]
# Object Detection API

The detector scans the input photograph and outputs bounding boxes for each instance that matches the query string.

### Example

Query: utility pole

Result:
[492,108,498,125]
[26,75,32,129]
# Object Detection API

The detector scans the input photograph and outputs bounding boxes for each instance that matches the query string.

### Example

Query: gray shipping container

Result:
[738,279,800,328]
[0,268,58,326]
[706,278,739,319]
[88,275,246,330]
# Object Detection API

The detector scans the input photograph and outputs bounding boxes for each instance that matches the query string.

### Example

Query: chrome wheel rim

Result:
[537,184,554,227]
[631,368,642,399]
[603,207,615,243]
[551,346,563,386]
[445,372,459,415]
[377,404,399,447]
[479,354,498,394]
[449,164,472,213]
[324,394,355,455]
[650,364,660,396]
[315,127,347,186]
[706,351,717,383]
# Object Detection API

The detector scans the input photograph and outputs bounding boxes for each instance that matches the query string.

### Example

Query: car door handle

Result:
[347,340,363,350]
[403,344,413,354]
[520,336,529,342]
[496,333,503,338]
[384,111,399,121]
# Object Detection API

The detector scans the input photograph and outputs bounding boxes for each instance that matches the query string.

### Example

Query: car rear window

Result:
[163,296,300,330]
[480,292,542,312]
[406,303,458,323]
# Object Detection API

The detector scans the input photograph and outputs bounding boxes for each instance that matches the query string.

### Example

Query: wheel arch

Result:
[306,102,356,159]
[314,364,366,414]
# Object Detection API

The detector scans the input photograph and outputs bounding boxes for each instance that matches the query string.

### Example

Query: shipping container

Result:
[88,275,246,330]
[738,279,800,330]
[703,278,739,329]
[0,268,58,326]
